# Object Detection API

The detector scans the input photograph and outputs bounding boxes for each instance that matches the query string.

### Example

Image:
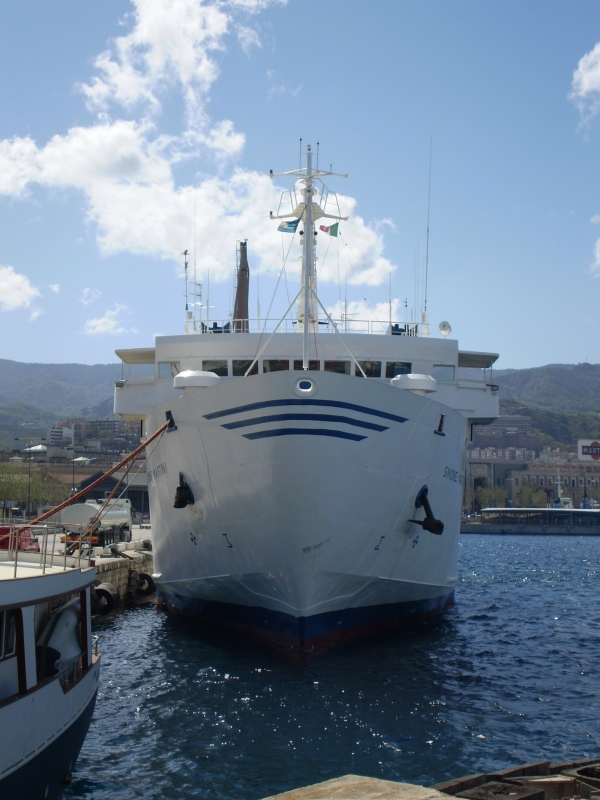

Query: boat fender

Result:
[36,598,82,679]
[174,472,195,509]
[94,582,120,615]
[409,485,444,535]
[136,572,156,596]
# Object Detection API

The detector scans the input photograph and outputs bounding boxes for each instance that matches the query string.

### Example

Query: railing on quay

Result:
[0,522,93,577]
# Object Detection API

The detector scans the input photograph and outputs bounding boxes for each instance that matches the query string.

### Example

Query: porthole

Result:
[293,376,318,397]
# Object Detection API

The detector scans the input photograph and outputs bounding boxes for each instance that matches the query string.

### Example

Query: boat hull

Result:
[0,677,98,800]
[146,370,466,650]
[161,589,455,651]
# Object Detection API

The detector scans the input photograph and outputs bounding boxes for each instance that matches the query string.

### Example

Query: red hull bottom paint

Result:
[159,590,456,659]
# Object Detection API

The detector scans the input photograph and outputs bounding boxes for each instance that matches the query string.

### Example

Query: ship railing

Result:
[0,522,92,576]
[189,318,430,336]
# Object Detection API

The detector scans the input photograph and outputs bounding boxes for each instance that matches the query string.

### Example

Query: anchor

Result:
[173,472,195,509]
[409,485,444,535]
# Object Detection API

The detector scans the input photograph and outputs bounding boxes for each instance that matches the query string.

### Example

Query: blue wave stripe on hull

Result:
[222,413,388,432]
[204,398,408,424]
[242,428,367,441]
[160,592,455,644]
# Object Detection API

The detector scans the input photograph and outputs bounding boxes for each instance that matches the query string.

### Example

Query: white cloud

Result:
[237,25,262,54]
[0,0,395,291]
[79,0,229,118]
[591,239,600,275]
[268,83,302,99]
[316,196,397,286]
[0,266,41,311]
[29,308,44,322]
[326,298,404,330]
[49,283,60,293]
[572,42,600,272]
[84,304,128,335]
[79,287,102,305]
[570,41,600,122]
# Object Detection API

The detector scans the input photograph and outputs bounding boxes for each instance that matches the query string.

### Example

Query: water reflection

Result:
[68,537,600,800]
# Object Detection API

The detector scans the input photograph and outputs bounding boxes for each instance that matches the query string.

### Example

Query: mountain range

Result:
[493,363,600,414]
[0,359,120,417]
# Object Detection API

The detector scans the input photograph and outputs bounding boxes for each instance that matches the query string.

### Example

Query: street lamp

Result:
[15,436,41,519]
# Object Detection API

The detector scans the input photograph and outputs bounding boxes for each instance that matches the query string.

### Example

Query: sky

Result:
[2,0,600,369]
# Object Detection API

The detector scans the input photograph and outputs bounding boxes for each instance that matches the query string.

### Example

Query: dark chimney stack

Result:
[233,240,250,333]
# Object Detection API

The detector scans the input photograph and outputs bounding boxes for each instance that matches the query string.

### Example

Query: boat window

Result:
[232,360,258,376]
[385,362,412,378]
[202,360,228,377]
[158,362,180,379]
[293,360,320,370]
[432,364,455,381]
[324,361,350,374]
[354,361,381,378]
[0,610,15,660]
[263,360,290,372]
[129,363,155,377]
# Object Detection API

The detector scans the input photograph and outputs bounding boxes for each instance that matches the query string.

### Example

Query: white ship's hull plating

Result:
[146,370,466,647]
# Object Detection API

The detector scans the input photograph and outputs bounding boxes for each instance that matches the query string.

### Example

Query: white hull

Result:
[146,370,466,647]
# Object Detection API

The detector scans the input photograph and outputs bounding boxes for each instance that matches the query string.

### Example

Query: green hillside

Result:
[0,359,120,416]
[494,363,600,413]
[500,399,600,449]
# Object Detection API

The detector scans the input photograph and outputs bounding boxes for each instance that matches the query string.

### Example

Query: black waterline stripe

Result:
[222,413,388,432]
[242,428,367,442]
[204,398,407,424]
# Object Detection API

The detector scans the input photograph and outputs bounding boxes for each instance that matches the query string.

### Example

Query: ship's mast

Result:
[299,145,318,368]
[269,144,348,369]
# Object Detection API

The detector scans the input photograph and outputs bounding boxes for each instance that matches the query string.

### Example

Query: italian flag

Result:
[319,222,339,237]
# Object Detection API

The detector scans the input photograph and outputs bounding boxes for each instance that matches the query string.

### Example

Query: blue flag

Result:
[277,219,300,233]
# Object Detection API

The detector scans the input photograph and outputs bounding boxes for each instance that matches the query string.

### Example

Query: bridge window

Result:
[202,360,228,377]
[129,363,155,377]
[355,361,381,377]
[232,360,258,376]
[263,360,290,372]
[432,365,455,381]
[324,361,350,374]
[293,360,320,370]
[385,362,412,378]
[158,362,180,378]
[0,611,15,661]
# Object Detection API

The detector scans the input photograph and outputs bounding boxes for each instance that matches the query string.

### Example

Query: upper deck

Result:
[0,526,95,608]
[114,329,499,427]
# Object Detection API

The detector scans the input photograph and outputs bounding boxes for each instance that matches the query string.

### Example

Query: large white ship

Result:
[114,146,499,652]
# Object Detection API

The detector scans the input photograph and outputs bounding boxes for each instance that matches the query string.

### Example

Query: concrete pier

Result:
[91,524,154,612]
[263,777,447,800]
[93,548,153,602]
[262,758,600,800]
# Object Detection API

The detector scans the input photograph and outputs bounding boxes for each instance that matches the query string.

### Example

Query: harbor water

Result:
[67,536,600,799]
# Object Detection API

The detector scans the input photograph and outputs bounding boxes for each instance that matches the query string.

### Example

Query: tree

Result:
[474,479,507,509]
[0,463,69,512]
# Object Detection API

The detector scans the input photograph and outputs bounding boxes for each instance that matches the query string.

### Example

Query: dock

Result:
[263,758,600,800]
[263,776,446,799]
[90,525,154,613]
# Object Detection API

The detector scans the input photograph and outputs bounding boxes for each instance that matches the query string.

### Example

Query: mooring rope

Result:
[13,420,169,533]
